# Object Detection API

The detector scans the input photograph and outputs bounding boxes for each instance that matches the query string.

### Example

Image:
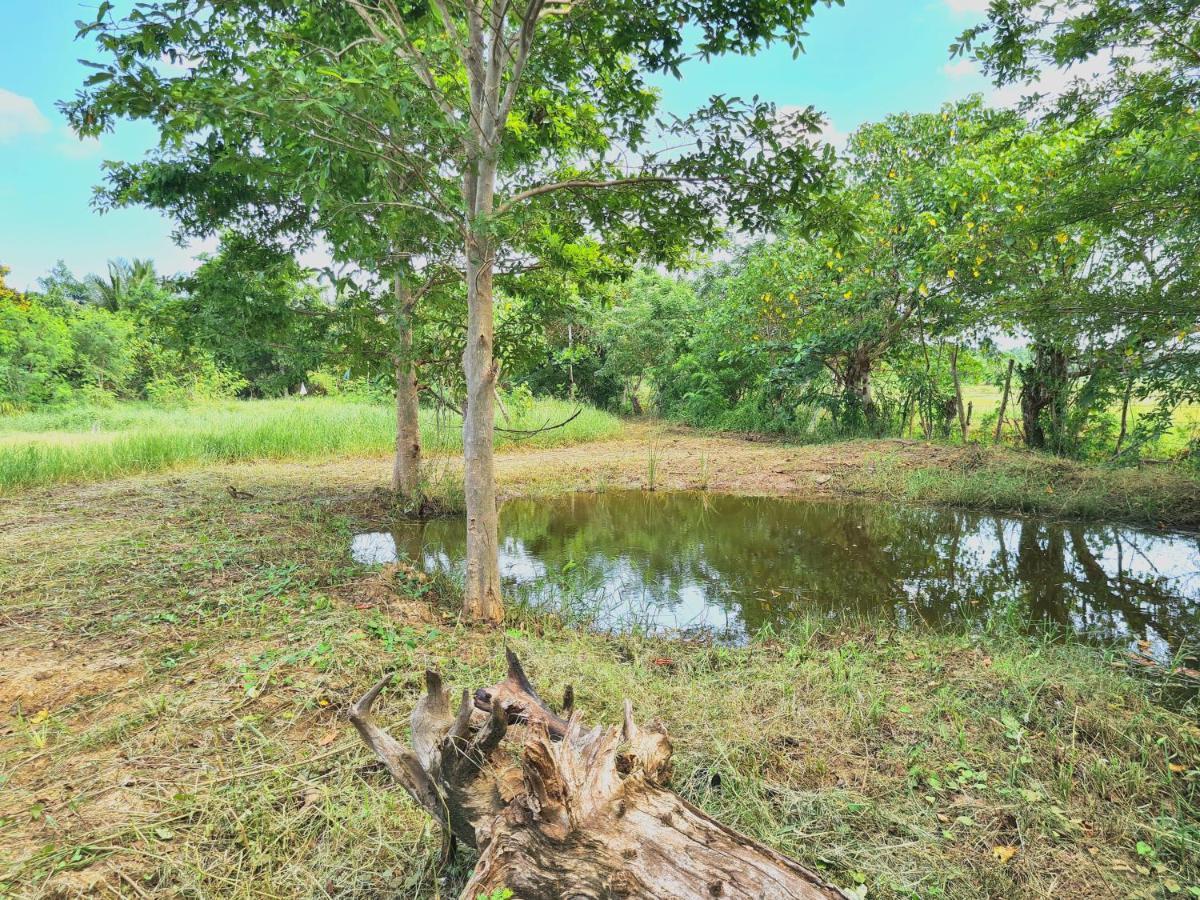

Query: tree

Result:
[84,258,158,312]
[71,0,833,621]
[669,100,1007,433]
[339,0,833,620]
[594,271,697,414]
[71,5,644,500]
[183,235,330,397]
[0,266,73,409]
[958,0,1200,455]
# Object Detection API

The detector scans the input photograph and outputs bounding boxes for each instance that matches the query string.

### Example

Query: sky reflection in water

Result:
[352,492,1200,660]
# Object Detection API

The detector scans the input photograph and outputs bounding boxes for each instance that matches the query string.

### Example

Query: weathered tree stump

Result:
[349,650,847,899]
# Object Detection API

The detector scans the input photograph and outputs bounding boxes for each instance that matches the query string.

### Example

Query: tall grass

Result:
[0,397,621,492]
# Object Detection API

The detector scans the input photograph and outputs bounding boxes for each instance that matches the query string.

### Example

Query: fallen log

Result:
[349,650,848,899]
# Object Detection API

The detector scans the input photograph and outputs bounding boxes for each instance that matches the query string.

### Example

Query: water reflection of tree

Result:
[397,492,1198,653]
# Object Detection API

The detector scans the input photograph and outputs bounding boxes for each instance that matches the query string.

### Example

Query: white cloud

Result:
[777,105,852,153]
[987,51,1133,114]
[0,88,51,142]
[944,0,991,13]
[817,117,851,153]
[943,59,978,80]
[58,125,103,159]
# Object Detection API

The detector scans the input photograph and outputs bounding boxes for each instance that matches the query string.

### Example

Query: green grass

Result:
[959,383,1200,456]
[850,445,1200,528]
[0,397,622,492]
[0,466,1196,898]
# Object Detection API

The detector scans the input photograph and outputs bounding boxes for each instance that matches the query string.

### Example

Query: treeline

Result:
[525,92,1200,462]
[6,90,1198,465]
[0,238,331,411]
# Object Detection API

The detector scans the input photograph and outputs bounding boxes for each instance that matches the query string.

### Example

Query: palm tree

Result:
[86,258,157,311]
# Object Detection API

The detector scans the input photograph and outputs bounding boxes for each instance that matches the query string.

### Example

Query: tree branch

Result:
[493,174,684,217]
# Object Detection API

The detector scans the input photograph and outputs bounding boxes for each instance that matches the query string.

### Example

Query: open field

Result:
[958,384,1200,456]
[2,437,1198,899]
[0,398,621,493]
[5,399,1198,526]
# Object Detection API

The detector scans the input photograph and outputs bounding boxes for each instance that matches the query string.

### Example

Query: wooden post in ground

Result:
[951,345,969,442]
[994,358,1015,444]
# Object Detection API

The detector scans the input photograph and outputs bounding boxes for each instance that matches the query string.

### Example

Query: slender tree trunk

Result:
[994,358,1015,443]
[392,276,422,498]
[951,345,969,443]
[567,321,576,400]
[461,157,503,623]
[1114,375,1134,457]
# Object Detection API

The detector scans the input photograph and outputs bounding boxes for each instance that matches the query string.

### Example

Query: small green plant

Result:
[646,442,659,491]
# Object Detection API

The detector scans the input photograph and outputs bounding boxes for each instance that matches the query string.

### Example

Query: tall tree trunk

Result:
[461,158,503,623]
[1018,343,1069,452]
[349,652,849,899]
[392,276,422,498]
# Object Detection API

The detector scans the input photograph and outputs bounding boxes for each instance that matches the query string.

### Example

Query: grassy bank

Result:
[0,397,621,492]
[1,463,1197,898]
[847,443,1200,528]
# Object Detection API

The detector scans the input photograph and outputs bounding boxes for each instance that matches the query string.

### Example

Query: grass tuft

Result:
[849,445,1200,528]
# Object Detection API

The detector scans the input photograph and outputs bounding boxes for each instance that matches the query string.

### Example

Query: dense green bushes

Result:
[0,238,332,411]
[517,95,1200,462]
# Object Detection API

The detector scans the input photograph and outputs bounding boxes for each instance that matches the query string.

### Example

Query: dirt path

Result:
[491,423,970,499]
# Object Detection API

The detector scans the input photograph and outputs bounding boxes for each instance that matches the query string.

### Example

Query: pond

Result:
[353,491,1200,663]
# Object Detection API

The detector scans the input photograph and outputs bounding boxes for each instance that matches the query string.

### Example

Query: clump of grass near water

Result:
[0,397,621,492]
[851,445,1200,529]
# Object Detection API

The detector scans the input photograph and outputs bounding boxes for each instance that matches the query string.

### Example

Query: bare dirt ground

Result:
[492,423,968,497]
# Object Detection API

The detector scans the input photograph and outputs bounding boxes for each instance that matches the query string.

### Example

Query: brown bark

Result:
[350,651,848,900]
[462,170,504,623]
[993,358,1015,444]
[393,276,422,498]
[950,345,969,443]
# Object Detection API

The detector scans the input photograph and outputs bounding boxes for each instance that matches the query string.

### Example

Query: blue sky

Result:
[0,0,992,291]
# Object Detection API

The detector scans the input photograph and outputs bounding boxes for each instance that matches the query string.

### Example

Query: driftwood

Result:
[349,650,848,899]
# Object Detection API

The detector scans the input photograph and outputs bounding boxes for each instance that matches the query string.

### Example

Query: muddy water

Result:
[353,491,1200,659]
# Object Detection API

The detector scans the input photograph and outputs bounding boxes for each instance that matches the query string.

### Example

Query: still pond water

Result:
[353,491,1200,661]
